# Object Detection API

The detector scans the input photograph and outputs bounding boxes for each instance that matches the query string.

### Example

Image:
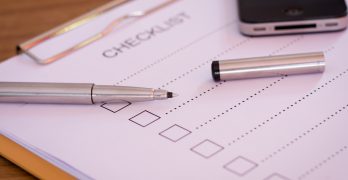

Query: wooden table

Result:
[0,0,110,62]
[0,0,110,178]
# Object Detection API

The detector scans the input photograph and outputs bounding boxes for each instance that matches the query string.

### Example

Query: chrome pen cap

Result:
[211,52,325,81]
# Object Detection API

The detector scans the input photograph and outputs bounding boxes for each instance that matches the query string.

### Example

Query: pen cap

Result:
[211,52,325,81]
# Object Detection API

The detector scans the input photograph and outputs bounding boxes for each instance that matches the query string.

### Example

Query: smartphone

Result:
[238,0,348,36]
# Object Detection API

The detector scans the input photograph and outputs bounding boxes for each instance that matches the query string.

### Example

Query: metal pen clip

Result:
[17,0,178,65]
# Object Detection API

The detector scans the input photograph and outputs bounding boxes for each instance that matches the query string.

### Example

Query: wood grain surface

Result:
[0,0,110,62]
[0,0,110,178]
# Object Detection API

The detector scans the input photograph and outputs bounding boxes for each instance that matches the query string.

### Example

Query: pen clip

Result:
[17,0,178,65]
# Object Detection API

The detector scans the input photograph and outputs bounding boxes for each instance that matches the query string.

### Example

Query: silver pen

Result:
[211,52,325,81]
[0,82,177,104]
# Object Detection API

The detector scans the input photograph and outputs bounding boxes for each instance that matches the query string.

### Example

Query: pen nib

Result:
[167,92,178,98]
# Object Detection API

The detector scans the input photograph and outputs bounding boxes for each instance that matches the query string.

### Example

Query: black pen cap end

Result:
[211,61,221,81]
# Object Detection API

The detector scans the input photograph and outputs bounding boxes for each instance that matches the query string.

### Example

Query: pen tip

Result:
[167,92,178,98]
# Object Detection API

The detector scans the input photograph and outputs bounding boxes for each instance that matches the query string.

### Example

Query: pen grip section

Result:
[92,85,156,103]
[0,82,94,104]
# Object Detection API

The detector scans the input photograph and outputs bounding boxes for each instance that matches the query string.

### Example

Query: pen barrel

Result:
[0,82,93,104]
[212,52,325,81]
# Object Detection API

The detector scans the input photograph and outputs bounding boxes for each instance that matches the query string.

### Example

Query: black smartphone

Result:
[238,0,348,36]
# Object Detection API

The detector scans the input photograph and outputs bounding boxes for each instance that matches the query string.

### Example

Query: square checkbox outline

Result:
[100,101,131,113]
[159,124,192,142]
[190,139,224,159]
[264,173,290,180]
[223,156,258,176]
[129,110,161,127]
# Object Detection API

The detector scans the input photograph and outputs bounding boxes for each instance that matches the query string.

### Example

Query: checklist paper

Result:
[1,0,348,179]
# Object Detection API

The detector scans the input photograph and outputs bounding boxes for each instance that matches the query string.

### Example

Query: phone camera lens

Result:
[284,7,303,16]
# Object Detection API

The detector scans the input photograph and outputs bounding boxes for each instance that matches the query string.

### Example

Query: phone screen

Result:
[238,0,347,23]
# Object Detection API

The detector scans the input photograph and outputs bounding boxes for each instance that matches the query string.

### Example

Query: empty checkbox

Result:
[101,102,131,113]
[191,139,224,159]
[264,173,290,180]
[129,110,160,127]
[223,156,258,176]
[159,124,191,142]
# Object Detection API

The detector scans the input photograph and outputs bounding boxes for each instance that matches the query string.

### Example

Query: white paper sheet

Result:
[1,0,348,179]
